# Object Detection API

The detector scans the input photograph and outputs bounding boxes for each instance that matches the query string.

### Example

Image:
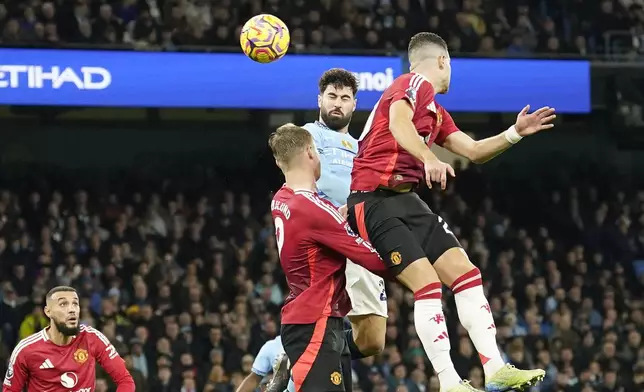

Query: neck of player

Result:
[47,325,74,345]
[285,169,316,193]
[413,66,445,94]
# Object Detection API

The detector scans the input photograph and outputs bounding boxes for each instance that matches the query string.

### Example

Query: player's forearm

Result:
[468,132,513,164]
[390,116,437,164]
[111,367,135,391]
[114,379,136,392]
[236,373,262,392]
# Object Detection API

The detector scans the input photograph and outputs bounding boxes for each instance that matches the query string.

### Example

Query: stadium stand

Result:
[1,0,644,55]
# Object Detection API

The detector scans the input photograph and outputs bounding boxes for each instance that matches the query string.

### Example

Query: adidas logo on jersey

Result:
[39,359,54,369]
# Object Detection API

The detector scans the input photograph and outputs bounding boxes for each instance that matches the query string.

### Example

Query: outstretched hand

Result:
[514,105,557,137]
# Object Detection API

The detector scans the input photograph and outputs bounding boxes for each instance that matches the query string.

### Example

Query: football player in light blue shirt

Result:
[236,336,295,392]
[304,69,387,362]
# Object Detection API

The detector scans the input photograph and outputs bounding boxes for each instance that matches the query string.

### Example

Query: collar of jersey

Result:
[315,121,333,131]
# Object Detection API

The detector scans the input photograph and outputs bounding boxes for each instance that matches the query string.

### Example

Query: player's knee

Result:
[351,315,386,356]
[355,330,385,356]
[433,247,476,287]
[395,257,441,293]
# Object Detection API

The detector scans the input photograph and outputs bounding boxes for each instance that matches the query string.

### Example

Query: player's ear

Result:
[438,55,447,70]
[317,95,322,109]
[352,98,357,113]
[44,305,50,318]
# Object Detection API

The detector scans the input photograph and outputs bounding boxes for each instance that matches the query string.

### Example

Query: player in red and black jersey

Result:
[268,124,389,392]
[347,33,556,392]
[3,286,135,392]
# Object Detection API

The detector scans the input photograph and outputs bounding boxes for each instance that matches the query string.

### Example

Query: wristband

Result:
[504,125,523,144]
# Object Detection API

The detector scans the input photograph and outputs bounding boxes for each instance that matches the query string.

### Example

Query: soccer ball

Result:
[240,14,290,64]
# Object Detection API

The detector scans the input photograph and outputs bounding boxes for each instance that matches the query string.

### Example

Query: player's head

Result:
[268,123,321,180]
[45,286,80,336]
[317,68,358,131]
[408,32,451,93]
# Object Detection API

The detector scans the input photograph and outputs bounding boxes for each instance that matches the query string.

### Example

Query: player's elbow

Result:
[466,141,487,164]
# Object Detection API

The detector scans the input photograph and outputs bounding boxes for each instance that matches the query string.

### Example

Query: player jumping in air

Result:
[346,32,556,392]
[3,286,135,392]
[268,124,390,392]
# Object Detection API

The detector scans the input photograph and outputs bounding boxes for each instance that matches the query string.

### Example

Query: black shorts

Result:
[281,317,352,392]
[347,189,461,275]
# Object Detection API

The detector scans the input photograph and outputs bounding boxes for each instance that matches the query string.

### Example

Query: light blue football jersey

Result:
[251,336,295,392]
[302,121,358,207]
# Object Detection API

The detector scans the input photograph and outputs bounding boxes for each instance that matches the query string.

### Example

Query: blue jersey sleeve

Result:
[302,123,352,207]
[251,341,275,377]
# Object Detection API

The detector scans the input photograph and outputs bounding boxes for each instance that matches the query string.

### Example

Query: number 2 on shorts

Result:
[437,216,454,236]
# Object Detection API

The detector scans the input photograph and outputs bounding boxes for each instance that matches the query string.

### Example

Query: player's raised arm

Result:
[441,105,556,164]
[301,192,389,278]
[2,344,29,392]
[84,326,135,391]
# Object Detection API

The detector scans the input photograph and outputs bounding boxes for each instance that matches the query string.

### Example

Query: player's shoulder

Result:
[78,324,105,337]
[301,122,326,137]
[9,330,47,360]
[293,190,344,224]
[260,336,282,352]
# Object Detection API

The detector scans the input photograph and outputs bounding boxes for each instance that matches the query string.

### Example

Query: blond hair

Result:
[268,123,313,169]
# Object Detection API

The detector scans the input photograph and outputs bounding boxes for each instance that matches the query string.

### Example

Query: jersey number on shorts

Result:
[437,216,454,236]
[274,216,285,257]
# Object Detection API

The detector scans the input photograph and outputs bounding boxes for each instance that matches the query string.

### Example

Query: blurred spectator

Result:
[2,0,644,55]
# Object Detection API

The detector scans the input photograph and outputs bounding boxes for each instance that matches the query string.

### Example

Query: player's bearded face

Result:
[319,86,356,131]
[47,292,81,336]
[53,317,80,336]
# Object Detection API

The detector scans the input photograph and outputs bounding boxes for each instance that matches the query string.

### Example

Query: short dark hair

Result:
[318,68,358,97]
[268,123,314,169]
[408,32,448,56]
[46,286,77,300]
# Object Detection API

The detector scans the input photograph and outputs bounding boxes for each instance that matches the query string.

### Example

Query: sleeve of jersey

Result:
[433,107,460,146]
[86,327,135,391]
[2,348,28,392]
[251,343,272,377]
[389,75,435,113]
[302,194,389,277]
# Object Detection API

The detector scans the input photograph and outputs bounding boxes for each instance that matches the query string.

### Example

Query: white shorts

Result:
[345,259,388,318]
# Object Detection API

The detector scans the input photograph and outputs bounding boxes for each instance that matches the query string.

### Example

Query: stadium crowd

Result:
[1,0,644,55]
[0,162,642,392]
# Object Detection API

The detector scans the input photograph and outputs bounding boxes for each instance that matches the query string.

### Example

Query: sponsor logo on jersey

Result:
[60,371,78,388]
[73,348,89,364]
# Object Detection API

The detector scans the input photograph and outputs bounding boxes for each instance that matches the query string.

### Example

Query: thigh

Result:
[345,260,388,318]
[347,192,426,276]
[399,193,463,264]
[282,318,346,392]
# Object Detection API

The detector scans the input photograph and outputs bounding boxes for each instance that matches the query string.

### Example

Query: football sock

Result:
[414,282,461,391]
[452,267,505,378]
[344,329,367,360]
